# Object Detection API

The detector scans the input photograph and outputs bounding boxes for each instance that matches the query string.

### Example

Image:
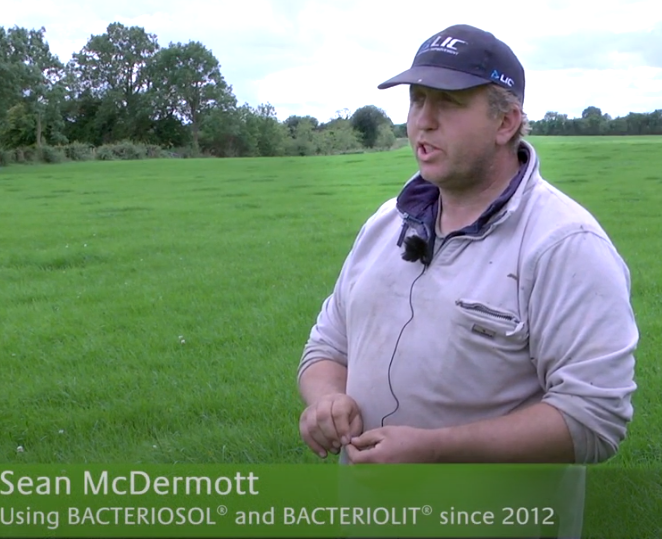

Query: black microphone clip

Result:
[402,235,431,266]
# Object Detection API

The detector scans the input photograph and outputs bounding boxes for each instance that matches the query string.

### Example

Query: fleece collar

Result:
[395,143,532,254]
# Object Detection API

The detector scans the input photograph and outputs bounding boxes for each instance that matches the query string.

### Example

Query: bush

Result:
[63,142,94,161]
[38,145,66,164]
[145,144,166,158]
[95,145,116,161]
[0,141,177,166]
[110,141,147,160]
[0,150,15,166]
[13,146,38,164]
[95,141,157,160]
[374,124,397,150]
[168,146,199,158]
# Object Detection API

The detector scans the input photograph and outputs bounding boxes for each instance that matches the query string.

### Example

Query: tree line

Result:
[0,23,398,164]
[1,23,660,167]
[529,107,662,136]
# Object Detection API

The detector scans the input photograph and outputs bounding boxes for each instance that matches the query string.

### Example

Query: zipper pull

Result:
[397,220,409,247]
[506,321,526,336]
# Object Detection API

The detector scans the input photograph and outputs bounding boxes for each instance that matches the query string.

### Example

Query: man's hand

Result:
[345,426,437,464]
[299,393,363,458]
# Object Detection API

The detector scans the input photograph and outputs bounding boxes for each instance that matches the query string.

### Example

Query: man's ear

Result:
[495,105,522,147]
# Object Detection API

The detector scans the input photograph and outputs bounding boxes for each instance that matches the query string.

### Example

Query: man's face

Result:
[406,84,502,190]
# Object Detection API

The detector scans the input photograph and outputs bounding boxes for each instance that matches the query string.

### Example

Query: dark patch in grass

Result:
[118,206,152,212]
[218,177,244,183]
[223,193,249,197]
[584,154,613,161]
[312,191,334,196]
[82,191,110,195]
[191,187,221,192]
[3,187,22,192]
[269,212,300,220]
[343,159,363,164]
[253,178,275,182]
[25,194,60,199]
[288,184,314,189]
[13,293,52,305]
[6,252,107,272]
[99,206,151,214]
[557,178,589,184]
[40,253,106,271]
[237,203,261,210]
[644,176,659,181]
[94,206,152,218]
[52,189,74,194]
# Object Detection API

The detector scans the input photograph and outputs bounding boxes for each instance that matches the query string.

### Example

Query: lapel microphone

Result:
[402,235,431,266]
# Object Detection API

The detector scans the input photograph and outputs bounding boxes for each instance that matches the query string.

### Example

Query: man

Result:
[296,24,638,467]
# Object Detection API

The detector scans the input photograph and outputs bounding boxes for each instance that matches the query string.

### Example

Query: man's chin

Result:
[418,166,447,186]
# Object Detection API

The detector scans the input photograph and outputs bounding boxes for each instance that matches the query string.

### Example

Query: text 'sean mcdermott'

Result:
[0,470,260,496]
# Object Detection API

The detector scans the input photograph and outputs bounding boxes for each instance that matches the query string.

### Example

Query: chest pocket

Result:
[451,298,529,355]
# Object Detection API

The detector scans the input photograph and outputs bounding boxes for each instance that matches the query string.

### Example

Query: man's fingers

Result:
[345,443,376,464]
[298,395,363,458]
[300,410,333,458]
[306,409,337,453]
[351,428,382,449]
[314,401,342,450]
[348,411,364,441]
[330,398,355,445]
[301,430,328,458]
[345,428,384,464]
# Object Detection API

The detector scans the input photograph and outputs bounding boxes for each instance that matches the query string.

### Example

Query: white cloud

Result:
[251,0,662,122]
[526,66,662,120]
[3,0,662,123]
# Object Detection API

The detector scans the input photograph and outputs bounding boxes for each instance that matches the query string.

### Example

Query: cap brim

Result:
[377,66,490,91]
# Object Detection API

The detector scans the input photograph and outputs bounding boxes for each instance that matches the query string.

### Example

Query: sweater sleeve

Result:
[296,215,374,382]
[296,260,351,381]
[297,200,399,383]
[528,228,638,463]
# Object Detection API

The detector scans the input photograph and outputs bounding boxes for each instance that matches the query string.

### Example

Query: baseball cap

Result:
[377,24,525,102]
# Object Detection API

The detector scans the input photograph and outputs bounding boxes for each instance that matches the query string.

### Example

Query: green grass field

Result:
[0,136,660,468]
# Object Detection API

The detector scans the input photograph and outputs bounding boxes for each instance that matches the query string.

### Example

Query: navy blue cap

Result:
[378,24,525,102]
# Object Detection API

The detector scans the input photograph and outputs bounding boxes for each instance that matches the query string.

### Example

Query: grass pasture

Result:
[0,135,660,469]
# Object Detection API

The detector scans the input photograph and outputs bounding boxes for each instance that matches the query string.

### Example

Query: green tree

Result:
[581,106,605,135]
[284,117,319,156]
[69,22,159,142]
[284,115,319,136]
[148,41,236,152]
[252,103,288,156]
[0,26,65,148]
[350,105,393,148]
[374,122,396,149]
[318,118,363,154]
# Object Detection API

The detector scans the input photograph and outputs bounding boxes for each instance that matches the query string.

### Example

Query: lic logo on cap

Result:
[491,70,514,87]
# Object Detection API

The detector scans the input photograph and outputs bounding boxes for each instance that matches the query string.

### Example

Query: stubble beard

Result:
[420,149,496,195]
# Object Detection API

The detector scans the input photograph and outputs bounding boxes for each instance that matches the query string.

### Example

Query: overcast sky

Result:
[3,0,662,124]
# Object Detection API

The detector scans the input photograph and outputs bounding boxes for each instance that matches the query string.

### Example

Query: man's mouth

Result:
[417,143,440,159]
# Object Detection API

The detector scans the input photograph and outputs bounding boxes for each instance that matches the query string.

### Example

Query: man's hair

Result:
[486,84,530,148]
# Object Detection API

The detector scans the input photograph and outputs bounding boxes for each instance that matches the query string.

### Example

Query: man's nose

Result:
[416,99,438,130]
